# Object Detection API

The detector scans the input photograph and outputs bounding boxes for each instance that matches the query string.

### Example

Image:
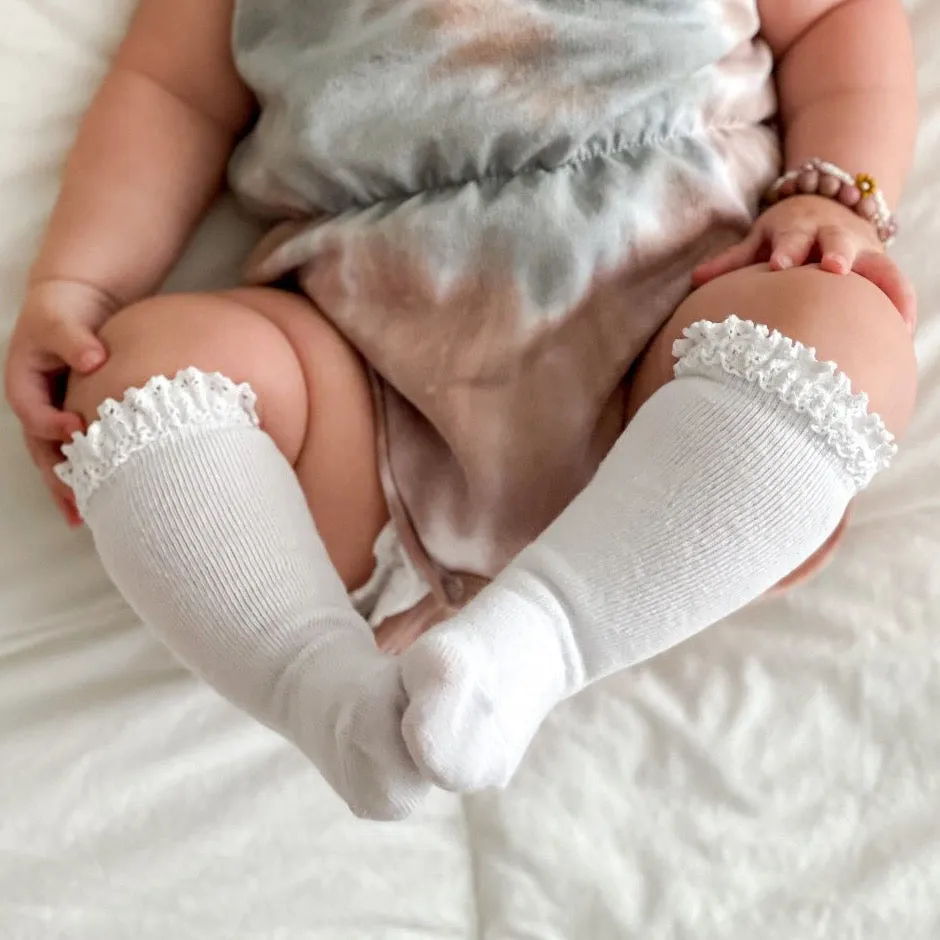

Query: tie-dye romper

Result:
[229,0,780,630]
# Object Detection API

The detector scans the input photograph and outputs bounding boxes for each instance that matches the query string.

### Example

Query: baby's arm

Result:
[5,0,254,522]
[763,0,917,206]
[696,0,917,324]
[32,0,254,301]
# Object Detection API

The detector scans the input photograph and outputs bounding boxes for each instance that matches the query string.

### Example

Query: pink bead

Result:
[818,174,841,198]
[779,178,798,198]
[838,183,861,207]
[797,169,820,194]
[857,197,878,221]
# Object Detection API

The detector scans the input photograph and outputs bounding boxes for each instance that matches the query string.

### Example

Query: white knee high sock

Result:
[56,369,428,821]
[400,317,897,792]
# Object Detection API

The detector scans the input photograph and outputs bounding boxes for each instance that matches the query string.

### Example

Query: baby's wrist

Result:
[764,158,898,246]
[26,273,123,311]
[22,276,124,329]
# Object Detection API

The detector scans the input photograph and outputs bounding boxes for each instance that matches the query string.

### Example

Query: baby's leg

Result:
[401,264,916,792]
[60,288,427,820]
[624,265,914,591]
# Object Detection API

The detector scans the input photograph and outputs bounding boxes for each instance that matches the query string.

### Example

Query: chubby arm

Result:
[760,0,917,207]
[30,0,255,302]
[695,0,917,326]
[5,0,255,525]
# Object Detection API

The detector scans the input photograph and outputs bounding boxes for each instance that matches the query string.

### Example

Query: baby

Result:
[4,0,919,820]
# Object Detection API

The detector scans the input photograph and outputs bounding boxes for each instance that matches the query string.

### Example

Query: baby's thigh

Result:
[627,263,917,437]
[66,287,386,589]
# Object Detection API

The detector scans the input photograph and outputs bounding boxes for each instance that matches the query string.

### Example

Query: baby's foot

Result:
[399,575,582,792]
[289,635,430,820]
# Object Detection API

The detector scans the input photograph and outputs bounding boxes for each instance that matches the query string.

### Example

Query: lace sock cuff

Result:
[55,368,259,515]
[673,316,896,490]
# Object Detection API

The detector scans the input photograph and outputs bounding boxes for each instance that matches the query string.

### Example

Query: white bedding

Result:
[1,2,939,937]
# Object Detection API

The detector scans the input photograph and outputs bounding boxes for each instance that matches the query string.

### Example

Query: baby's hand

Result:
[693,195,917,332]
[4,280,115,525]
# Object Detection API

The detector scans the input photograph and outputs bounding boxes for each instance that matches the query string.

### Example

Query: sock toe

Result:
[337,658,432,819]
[400,635,511,792]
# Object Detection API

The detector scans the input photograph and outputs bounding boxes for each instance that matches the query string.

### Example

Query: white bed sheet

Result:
[1,2,938,937]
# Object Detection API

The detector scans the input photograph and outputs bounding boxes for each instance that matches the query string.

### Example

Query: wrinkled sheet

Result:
[1,2,938,937]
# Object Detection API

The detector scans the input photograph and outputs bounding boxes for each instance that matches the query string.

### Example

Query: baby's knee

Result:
[65,291,309,463]
[676,265,917,438]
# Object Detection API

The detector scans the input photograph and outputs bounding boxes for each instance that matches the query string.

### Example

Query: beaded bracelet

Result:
[764,158,898,246]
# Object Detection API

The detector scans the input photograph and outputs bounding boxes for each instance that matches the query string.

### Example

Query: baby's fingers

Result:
[692,232,762,286]
[769,229,814,271]
[852,251,918,332]
[24,433,82,527]
[48,317,107,375]
[20,401,78,443]
[817,227,859,276]
[4,358,82,442]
